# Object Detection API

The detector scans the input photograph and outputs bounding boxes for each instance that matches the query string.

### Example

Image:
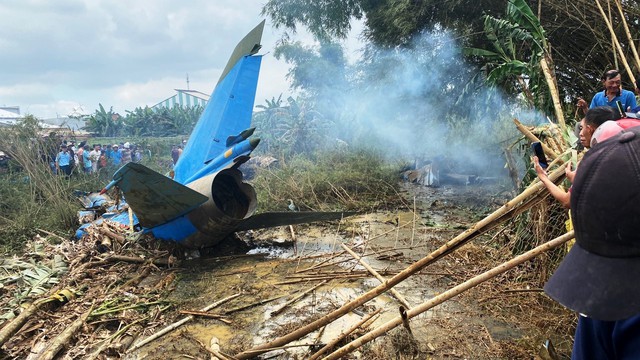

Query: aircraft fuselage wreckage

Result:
[79,21,354,248]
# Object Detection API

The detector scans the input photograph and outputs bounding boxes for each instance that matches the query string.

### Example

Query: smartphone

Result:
[532,142,548,169]
[616,100,626,118]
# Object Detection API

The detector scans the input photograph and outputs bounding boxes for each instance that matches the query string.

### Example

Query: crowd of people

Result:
[53,140,146,176]
[534,69,640,359]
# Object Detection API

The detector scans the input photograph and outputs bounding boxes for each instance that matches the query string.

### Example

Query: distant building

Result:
[152,89,209,110]
[0,106,21,127]
[41,117,87,132]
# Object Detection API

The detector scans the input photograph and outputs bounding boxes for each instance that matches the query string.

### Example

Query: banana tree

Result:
[465,0,565,128]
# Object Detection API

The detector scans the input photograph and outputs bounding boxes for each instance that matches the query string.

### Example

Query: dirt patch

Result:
[0,181,575,359]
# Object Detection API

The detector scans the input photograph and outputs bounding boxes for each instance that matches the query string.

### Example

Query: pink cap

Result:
[591,120,624,147]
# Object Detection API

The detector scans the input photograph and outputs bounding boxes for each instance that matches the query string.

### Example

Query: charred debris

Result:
[0,119,575,359]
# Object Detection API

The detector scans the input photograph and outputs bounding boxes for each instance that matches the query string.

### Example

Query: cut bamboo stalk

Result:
[37,303,95,360]
[341,244,411,309]
[0,297,56,347]
[271,281,328,317]
[223,295,285,315]
[513,118,559,159]
[322,231,575,360]
[614,0,640,73]
[103,254,175,267]
[295,251,347,273]
[127,292,241,353]
[98,224,125,244]
[128,207,135,234]
[540,56,566,130]
[307,308,381,360]
[178,310,232,324]
[595,0,636,85]
[232,163,567,360]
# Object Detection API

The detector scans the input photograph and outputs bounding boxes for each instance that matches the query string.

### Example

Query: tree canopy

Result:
[262,0,640,110]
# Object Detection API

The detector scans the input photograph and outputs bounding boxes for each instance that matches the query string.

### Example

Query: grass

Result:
[251,147,405,213]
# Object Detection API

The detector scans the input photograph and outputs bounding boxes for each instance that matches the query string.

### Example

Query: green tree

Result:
[262,0,640,111]
[84,104,122,137]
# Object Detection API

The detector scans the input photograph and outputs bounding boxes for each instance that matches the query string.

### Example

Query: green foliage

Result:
[0,116,87,252]
[252,146,402,212]
[85,104,202,138]
[84,104,122,137]
[262,0,363,41]
[253,96,333,158]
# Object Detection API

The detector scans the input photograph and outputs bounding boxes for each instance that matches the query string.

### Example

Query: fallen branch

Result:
[0,297,58,347]
[307,308,381,360]
[341,243,411,309]
[178,310,232,324]
[322,231,575,360]
[223,295,285,315]
[37,303,95,360]
[127,292,242,353]
[271,281,328,317]
[103,254,176,267]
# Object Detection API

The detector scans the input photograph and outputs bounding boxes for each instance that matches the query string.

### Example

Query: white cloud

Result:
[0,1,362,119]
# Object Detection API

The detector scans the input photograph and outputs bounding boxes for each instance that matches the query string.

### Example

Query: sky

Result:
[0,0,362,119]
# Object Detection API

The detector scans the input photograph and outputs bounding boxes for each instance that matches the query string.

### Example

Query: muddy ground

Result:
[0,180,576,359]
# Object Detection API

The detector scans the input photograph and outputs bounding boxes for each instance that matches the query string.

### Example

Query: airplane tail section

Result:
[173,21,265,184]
[111,163,208,228]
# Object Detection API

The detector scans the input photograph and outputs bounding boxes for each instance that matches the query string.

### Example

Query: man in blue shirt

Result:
[55,144,72,176]
[577,69,637,115]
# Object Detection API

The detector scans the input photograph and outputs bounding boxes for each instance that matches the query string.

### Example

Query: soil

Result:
[0,180,576,359]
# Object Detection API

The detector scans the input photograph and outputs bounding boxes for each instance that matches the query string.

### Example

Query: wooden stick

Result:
[127,292,242,353]
[322,231,575,360]
[178,311,232,324]
[223,295,285,315]
[539,56,566,130]
[35,228,67,243]
[0,297,56,347]
[103,254,175,267]
[232,164,567,360]
[594,0,636,85]
[37,303,95,360]
[271,281,328,317]
[307,308,381,360]
[513,118,559,159]
[275,274,365,285]
[295,251,347,273]
[340,244,411,309]
[128,207,135,234]
[98,225,125,244]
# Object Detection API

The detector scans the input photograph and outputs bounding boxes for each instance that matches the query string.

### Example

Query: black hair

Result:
[603,69,620,81]
[585,106,619,128]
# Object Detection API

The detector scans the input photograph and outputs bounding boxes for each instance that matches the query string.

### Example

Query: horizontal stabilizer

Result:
[235,211,357,232]
[112,163,208,228]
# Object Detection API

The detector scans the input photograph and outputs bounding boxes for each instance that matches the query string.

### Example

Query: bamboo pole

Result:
[614,0,640,73]
[307,308,382,360]
[37,303,95,360]
[594,0,636,85]
[271,281,328,316]
[540,56,566,130]
[322,231,575,360]
[232,164,567,360]
[340,244,412,309]
[127,292,242,353]
[223,295,285,315]
[103,254,175,267]
[0,297,56,347]
[513,118,560,159]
